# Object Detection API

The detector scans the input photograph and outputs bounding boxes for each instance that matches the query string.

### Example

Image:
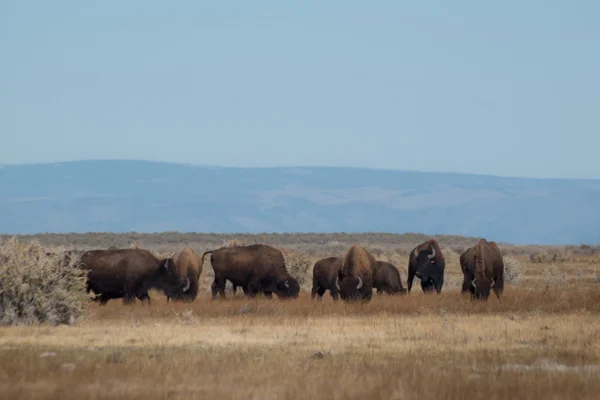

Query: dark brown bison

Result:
[77,248,189,305]
[163,247,204,302]
[311,256,342,301]
[205,244,300,300]
[407,239,445,293]
[335,244,375,302]
[460,239,504,300]
[373,261,407,295]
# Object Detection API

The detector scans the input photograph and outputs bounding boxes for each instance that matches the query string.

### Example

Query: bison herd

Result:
[66,237,504,305]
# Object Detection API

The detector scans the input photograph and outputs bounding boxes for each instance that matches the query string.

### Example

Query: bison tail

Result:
[200,250,216,272]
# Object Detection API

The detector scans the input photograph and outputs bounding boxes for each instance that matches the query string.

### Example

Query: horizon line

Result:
[1,157,599,182]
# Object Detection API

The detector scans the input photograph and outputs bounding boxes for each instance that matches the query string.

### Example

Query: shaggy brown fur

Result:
[373,261,407,295]
[407,239,445,293]
[336,244,375,302]
[206,244,300,300]
[311,256,342,301]
[460,238,505,300]
[77,248,185,305]
[164,247,204,302]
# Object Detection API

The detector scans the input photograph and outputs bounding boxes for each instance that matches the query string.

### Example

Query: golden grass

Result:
[1,235,600,399]
[1,281,600,399]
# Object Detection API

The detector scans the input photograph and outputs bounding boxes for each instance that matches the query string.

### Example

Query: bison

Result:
[373,261,407,295]
[77,248,189,305]
[407,239,445,293]
[460,238,504,300]
[206,243,300,300]
[163,247,204,302]
[335,244,375,302]
[311,256,342,302]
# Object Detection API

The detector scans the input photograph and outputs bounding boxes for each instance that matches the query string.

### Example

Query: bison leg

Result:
[407,269,415,293]
[493,274,504,300]
[211,280,219,299]
[329,285,339,302]
[460,276,471,296]
[434,277,444,294]
[211,277,227,299]
[263,291,273,299]
[421,280,435,293]
[136,291,151,305]
[98,294,110,306]
[315,286,326,301]
[123,291,137,305]
[311,283,319,300]
[246,281,262,298]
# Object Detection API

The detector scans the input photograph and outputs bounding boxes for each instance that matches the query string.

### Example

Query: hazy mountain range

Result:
[1,160,599,245]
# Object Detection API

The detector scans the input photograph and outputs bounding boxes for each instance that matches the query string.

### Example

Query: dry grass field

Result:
[1,233,600,399]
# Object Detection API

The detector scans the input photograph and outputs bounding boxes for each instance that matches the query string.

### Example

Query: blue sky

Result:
[2,1,599,179]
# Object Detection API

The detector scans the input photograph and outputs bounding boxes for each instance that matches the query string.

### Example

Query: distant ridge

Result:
[4,158,598,181]
[1,160,599,245]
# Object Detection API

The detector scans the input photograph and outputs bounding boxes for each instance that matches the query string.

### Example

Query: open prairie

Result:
[1,233,599,399]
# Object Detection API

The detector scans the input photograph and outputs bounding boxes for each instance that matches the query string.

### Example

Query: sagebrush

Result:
[281,249,313,289]
[503,256,525,284]
[0,238,89,326]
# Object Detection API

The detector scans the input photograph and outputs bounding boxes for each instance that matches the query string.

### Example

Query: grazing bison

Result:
[206,244,300,300]
[163,247,204,302]
[311,256,342,302]
[373,261,407,295]
[77,248,189,305]
[335,244,375,302]
[407,239,445,293]
[460,239,504,300]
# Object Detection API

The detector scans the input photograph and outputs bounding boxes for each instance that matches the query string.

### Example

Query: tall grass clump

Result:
[281,249,313,289]
[0,237,89,326]
[503,256,525,284]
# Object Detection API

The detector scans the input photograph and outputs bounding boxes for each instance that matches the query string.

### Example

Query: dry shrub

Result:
[543,264,566,286]
[128,241,142,249]
[530,250,567,264]
[504,256,525,284]
[222,238,246,247]
[0,237,88,326]
[442,247,460,265]
[280,249,313,289]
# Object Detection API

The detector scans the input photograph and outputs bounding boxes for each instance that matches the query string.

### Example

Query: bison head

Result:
[413,246,443,293]
[470,275,495,300]
[335,275,365,301]
[274,277,300,299]
[158,258,192,297]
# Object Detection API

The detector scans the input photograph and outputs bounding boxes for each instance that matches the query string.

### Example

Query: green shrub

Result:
[0,237,89,326]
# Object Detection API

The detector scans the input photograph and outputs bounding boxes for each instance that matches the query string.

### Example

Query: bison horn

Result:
[471,278,477,288]
[413,248,418,258]
[164,259,169,270]
[182,277,190,292]
[356,276,363,290]
[490,278,495,288]
[335,276,341,291]
[284,280,290,288]
[428,247,436,259]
